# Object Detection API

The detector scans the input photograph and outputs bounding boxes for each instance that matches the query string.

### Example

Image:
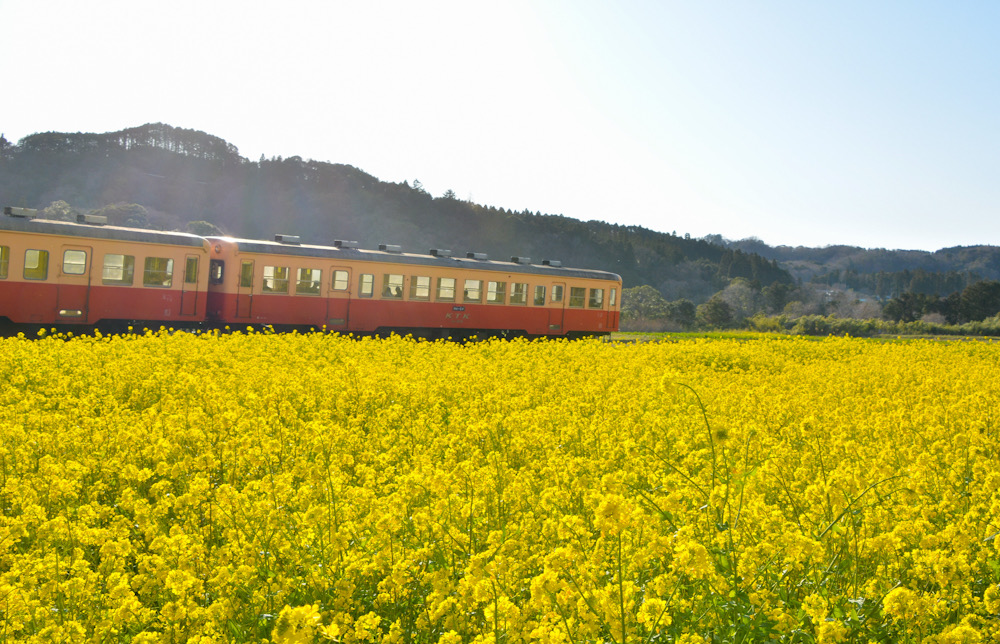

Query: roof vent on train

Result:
[77,214,108,225]
[542,260,562,267]
[274,234,301,245]
[510,256,532,264]
[430,248,453,257]
[379,244,402,253]
[466,252,488,260]
[4,206,38,218]
[334,240,359,249]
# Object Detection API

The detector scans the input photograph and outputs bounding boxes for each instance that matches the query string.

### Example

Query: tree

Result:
[696,295,733,328]
[959,280,1000,322]
[620,285,670,322]
[42,200,78,221]
[186,220,224,236]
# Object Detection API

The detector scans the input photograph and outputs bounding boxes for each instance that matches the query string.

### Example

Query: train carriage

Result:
[0,207,211,328]
[204,235,621,338]
[1,206,622,337]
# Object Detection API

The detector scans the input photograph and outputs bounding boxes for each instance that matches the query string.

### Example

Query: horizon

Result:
[3,1,1000,253]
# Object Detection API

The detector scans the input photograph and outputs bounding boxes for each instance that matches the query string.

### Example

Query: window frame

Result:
[359,273,374,298]
[262,265,289,293]
[410,275,431,300]
[588,288,604,309]
[436,277,456,302]
[142,257,174,288]
[569,286,586,308]
[0,246,10,279]
[184,257,199,285]
[102,253,136,285]
[510,282,528,305]
[486,281,506,304]
[382,273,404,299]
[533,285,546,306]
[24,249,49,281]
[463,279,482,303]
[332,270,349,291]
[62,249,87,275]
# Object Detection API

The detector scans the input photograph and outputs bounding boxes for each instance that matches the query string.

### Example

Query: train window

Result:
[143,257,174,287]
[359,274,374,297]
[610,288,617,307]
[533,285,546,306]
[437,277,456,301]
[382,274,404,299]
[0,246,8,279]
[463,279,482,303]
[185,257,199,284]
[297,268,322,295]
[332,270,349,291]
[510,283,528,305]
[588,288,604,308]
[486,281,505,304]
[551,285,564,303]
[102,254,135,285]
[263,266,289,293]
[24,250,49,281]
[210,260,225,285]
[410,275,430,300]
[63,250,87,275]
[569,287,586,308]
[239,261,254,288]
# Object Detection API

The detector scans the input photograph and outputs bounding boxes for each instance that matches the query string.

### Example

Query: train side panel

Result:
[0,216,210,326]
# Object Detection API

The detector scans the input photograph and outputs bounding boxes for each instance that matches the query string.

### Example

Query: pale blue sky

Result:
[3,1,999,251]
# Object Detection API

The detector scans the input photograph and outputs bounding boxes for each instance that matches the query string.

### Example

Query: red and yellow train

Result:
[1,207,621,338]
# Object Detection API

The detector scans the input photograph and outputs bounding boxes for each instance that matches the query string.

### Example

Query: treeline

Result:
[809,267,980,299]
[0,123,793,295]
[621,279,1000,336]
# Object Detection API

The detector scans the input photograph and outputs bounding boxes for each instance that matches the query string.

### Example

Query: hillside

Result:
[0,123,791,300]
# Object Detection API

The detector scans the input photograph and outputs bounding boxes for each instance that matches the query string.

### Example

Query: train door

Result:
[549,281,566,335]
[327,266,352,331]
[56,245,92,322]
[236,259,254,318]
[180,254,200,316]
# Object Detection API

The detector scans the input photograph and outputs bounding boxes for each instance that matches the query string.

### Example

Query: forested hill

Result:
[0,123,790,297]
[717,235,1000,298]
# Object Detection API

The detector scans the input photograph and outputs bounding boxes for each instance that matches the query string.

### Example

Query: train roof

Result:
[212,236,622,283]
[1,211,207,248]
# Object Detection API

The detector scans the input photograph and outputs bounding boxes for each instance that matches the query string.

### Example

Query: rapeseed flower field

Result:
[1,331,999,643]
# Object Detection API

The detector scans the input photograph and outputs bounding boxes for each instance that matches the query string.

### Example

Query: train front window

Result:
[588,288,604,308]
[382,274,403,298]
[297,268,322,295]
[510,283,528,305]
[569,287,586,308]
[209,260,225,285]
[103,254,135,285]
[359,274,374,297]
[437,277,456,301]
[143,257,174,287]
[610,288,617,307]
[332,270,349,291]
[533,285,546,306]
[410,275,430,300]
[486,281,505,304]
[63,250,87,275]
[0,246,8,279]
[185,257,199,284]
[463,279,482,303]
[263,266,289,293]
[24,250,49,281]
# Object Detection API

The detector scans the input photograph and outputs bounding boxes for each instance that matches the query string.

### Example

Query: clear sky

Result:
[3,0,999,251]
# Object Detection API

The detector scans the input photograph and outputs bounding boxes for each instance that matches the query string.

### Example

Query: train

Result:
[0,206,622,338]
